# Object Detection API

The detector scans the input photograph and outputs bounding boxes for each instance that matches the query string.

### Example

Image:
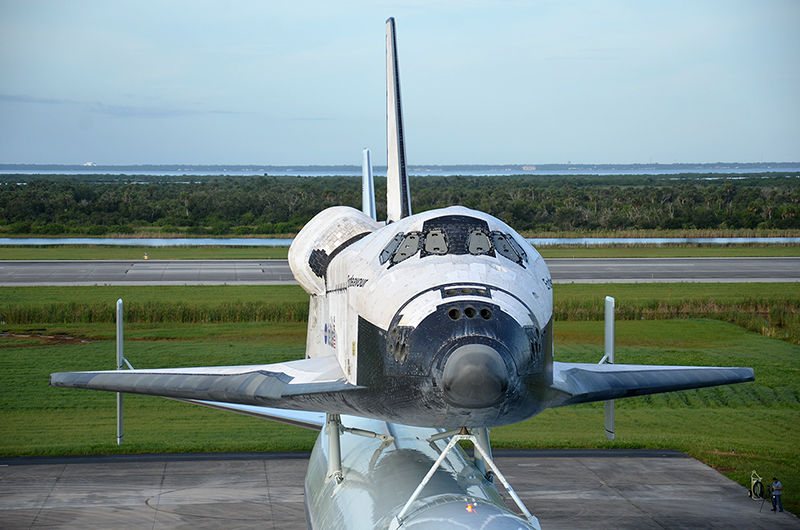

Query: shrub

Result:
[108,225,135,234]
[87,225,108,235]
[7,222,31,234]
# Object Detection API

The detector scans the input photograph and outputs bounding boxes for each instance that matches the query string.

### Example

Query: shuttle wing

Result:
[50,356,361,409]
[550,362,754,407]
[173,400,326,430]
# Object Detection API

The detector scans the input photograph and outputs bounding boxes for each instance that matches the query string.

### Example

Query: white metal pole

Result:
[604,296,615,364]
[116,298,124,445]
[604,296,615,441]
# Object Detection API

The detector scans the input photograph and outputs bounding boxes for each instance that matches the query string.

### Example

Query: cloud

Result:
[87,102,244,118]
[0,94,245,118]
[0,94,72,105]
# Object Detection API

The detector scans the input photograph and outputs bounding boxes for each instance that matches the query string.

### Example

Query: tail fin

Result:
[385,17,411,222]
[362,148,377,221]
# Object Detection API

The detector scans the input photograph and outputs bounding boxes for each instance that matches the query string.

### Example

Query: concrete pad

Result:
[0,451,797,530]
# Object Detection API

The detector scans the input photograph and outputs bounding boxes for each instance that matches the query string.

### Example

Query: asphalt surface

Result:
[1,450,796,530]
[0,257,797,286]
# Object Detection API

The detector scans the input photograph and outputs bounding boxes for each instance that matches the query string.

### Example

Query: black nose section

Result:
[442,344,509,408]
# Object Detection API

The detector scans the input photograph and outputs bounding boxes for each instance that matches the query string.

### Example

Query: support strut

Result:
[326,413,343,484]
[390,430,540,530]
[473,427,494,482]
[326,414,395,484]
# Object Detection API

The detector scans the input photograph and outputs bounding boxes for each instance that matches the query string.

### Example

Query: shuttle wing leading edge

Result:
[550,362,754,407]
[50,356,361,408]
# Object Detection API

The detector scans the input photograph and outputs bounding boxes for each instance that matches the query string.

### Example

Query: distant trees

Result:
[0,173,798,235]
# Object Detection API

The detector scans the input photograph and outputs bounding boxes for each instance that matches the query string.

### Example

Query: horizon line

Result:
[2,162,799,169]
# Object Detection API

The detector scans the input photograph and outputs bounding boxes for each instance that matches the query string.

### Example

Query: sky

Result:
[1,0,798,166]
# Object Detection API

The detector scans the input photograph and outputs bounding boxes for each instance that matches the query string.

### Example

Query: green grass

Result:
[5,283,797,346]
[0,284,307,306]
[554,283,800,345]
[0,323,316,456]
[0,245,290,260]
[0,285,310,324]
[519,228,800,239]
[539,245,800,258]
[2,243,799,260]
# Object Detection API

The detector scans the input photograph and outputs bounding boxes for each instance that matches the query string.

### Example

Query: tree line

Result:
[1,173,798,236]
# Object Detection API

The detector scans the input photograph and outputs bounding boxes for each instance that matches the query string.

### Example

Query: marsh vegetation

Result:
[2,172,799,237]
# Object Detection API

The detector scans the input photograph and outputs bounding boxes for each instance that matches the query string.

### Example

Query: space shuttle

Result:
[51,18,754,529]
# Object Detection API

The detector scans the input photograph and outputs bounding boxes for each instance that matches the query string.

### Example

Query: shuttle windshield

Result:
[380,215,527,267]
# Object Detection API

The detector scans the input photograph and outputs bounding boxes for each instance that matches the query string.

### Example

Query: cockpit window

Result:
[506,234,528,263]
[424,229,448,254]
[468,229,492,255]
[492,233,520,262]
[392,233,420,263]
[381,215,527,268]
[380,233,405,264]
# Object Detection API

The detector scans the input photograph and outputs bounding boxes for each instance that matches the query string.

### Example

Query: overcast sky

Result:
[1,0,798,166]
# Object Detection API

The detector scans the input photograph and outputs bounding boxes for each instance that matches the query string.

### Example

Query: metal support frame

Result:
[326,413,343,483]
[390,431,540,530]
[116,299,124,445]
[326,413,395,484]
[115,298,135,446]
[473,427,493,481]
[599,296,615,440]
[427,428,461,443]
[341,425,393,443]
[327,414,394,484]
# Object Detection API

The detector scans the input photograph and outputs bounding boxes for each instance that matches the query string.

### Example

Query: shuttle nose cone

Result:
[442,344,508,408]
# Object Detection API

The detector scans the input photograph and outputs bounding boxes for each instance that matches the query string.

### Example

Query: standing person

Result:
[772,477,784,512]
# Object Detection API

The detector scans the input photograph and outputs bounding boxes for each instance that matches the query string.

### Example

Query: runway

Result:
[1,450,796,530]
[0,257,797,286]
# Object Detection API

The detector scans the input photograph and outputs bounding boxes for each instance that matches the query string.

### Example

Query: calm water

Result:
[2,168,800,177]
[2,237,798,247]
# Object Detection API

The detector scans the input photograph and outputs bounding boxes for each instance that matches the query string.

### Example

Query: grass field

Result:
[3,282,798,344]
[1,283,798,513]
[1,243,799,260]
[0,245,291,260]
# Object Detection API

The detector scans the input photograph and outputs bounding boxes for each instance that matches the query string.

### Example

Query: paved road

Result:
[0,259,294,286]
[1,450,796,530]
[547,257,800,283]
[0,257,797,285]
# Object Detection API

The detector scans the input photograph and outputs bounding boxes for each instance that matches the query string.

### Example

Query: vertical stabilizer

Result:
[386,17,411,222]
[362,148,377,220]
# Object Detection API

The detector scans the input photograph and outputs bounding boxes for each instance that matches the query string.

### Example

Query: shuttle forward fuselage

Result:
[289,205,555,429]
